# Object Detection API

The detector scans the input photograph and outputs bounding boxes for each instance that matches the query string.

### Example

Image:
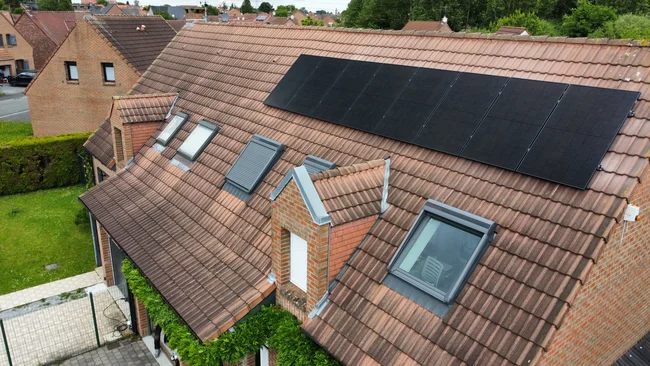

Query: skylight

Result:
[157,112,188,146]
[388,199,496,305]
[223,135,284,199]
[176,120,220,161]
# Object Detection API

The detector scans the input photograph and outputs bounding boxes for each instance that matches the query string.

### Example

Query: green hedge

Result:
[123,259,339,366]
[0,133,90,195]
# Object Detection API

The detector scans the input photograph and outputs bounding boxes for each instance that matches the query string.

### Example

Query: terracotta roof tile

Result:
[84,119,114,166]
[81,24,650,364]
[114,93,176,124]
[24,11,76,45]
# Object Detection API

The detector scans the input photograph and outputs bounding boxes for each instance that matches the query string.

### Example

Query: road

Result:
[0,92,30,121]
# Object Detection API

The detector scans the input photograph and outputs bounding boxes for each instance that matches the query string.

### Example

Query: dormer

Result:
[270,158,390,320]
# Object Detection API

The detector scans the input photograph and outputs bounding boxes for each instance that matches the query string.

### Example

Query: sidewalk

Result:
[0,267,103,311]
[59,338,158,366]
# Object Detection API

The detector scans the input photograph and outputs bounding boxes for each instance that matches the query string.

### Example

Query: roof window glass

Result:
[176,120,220,161]
[389,199,496,304]
[157,112,188,146]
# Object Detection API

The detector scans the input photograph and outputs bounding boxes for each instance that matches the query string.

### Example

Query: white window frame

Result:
[157,112,189,146]
[176,120,220,161]
[290,232,308,292]
[259,346,269,366]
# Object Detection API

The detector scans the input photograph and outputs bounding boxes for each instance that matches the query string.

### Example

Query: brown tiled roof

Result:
[311,159,385,226]
[166,19,185,32]
[84,119,115,167]
[266,16,289,26]
[86,15,177,74]
[80,24,650,363]
[496,26,529,35]
[114,93,176,124]
[25,11,76,45]
[402,20,452,32]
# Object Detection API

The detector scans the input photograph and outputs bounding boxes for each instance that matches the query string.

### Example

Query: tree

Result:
[221,1,227,8]
[274,4,290,16]
[342,0,363,27]
[142,5,150,10]
[591,14,650,39]
[315,9,327,14]
[96,0,107,5]
[206,4,220,15]
[12,7,24,13]
[240,0,254,13]
[258,1,273,13]
[230,2,235,9]
[593,0,650,15]
[355,0,409,29]
[154,9,173,19]
[490,10,558,35]
[37,0,73,10]
[301,16,324,25]
[562,0,617,37]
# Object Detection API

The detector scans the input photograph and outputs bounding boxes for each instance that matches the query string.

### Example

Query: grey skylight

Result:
[388,199,496,305]
[303,155,336,174]
[224,135,284,197]
[157,112,188,146]
[176,120,220,161]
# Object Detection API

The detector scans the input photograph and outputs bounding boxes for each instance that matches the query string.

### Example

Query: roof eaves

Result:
[271,165,331,226]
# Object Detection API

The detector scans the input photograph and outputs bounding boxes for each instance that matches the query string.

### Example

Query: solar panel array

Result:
[264,55,640,189]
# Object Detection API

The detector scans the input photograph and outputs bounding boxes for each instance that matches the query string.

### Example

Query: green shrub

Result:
[562,0,617,37]
[489,11,559,36]
[123,259,339,366]
[590,14,650,40]
[0,132,90,196]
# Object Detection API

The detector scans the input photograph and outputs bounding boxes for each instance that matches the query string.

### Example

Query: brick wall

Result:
[329,215,377,284]
[13,14,57,70]
[271,179,329,313]
[540,164,650,365]
[134,297,149,336]
[26,18,140,137]
[129,122,160,158]
[0,12,34,75]
[97,223,114,286]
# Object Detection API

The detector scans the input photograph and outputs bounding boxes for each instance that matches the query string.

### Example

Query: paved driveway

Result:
[0,85,30,121]
[60,338,159,366]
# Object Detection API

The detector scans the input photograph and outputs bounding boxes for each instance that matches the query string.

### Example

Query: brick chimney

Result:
[270,158,389,321]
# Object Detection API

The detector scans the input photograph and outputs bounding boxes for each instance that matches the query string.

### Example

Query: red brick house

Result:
[81,24,650,366]
[13,11,76,70]
[25,15,176,137]
[0,11,34,75]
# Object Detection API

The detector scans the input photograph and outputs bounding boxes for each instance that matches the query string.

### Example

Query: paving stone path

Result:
[60,339,158,366]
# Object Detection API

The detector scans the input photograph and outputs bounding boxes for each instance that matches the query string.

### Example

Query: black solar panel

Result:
[414,73,508,155]
[264,55,321,109]
[461,79,568,170]
[518,86,639,188]
[264,54,640,190]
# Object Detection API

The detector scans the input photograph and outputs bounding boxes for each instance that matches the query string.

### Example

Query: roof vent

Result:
[303,155,336,174]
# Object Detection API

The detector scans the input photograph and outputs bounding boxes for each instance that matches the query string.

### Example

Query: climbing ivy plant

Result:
[122,259,339,366]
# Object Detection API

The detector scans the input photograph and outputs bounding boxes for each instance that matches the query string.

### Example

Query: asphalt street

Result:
[0,86,30,121]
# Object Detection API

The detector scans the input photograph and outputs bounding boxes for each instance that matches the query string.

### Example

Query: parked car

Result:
[8,72,37,87]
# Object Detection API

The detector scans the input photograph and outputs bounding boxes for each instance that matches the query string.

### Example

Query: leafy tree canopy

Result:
[206,4,220,15]
[302,15,324,25]
[154,9,173,19]
[274,4,295,16]
[561,0,617,36]
[489,10,558,35]
[590,13,650,39]
[240,0,254,13]
[258,1,273,13]
[12,6,24,13]
[96,0,107,5]
[37,0,72,11]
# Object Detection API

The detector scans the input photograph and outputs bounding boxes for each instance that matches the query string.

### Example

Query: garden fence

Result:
[0,286,131,366]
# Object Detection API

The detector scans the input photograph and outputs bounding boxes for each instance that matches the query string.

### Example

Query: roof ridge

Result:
[310,159,385,181]
[198,22,648,48]
[113,92,177,100]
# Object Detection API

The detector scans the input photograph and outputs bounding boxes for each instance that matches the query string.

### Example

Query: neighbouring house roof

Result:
[113,93,177,124]
[615,331,650,365]
[84,119,115,167]
[166,19,185,31]
[266,16,289,25]
[0,11,14,25]
[402,20,452,32]
[80,23,650,363]
[23,11,77,45]
[496,26,529,35]
[86,15,177,74]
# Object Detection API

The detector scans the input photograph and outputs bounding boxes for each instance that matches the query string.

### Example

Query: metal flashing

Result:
[303,155,336,174]
[270,166,331,226]
[381,157,390,213]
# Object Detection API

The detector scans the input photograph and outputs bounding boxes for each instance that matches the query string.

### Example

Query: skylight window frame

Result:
[176,120,220,162]
[387,199,496,305]
[156,112,189,146]
[224,134,285,194]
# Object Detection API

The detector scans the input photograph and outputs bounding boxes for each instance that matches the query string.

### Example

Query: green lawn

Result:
[0,185,96,295]
[0,120,33,144]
